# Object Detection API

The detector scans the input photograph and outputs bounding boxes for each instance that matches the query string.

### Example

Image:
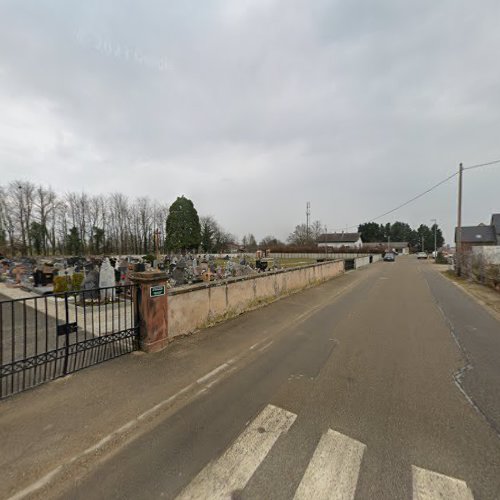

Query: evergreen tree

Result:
[66,226,82,255]
[200,216,216,253]
[29,222,47,255]
[358,222,384,242]
[389,221,413,242]
[93,227,105,254]
[165,196,201,252]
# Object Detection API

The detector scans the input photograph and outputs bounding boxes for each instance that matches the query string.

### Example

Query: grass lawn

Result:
[278,258,317,268]
[212,257,318,269]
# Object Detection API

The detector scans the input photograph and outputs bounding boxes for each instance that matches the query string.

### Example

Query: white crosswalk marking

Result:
[176,402,478,499]
[412,465,474,500]
[293,429,366,500]
[176,404,297,500]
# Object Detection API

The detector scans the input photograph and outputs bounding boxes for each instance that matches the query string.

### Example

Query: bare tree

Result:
[0,182,172,256]
[287,220,323,246]
[33,185,56,254]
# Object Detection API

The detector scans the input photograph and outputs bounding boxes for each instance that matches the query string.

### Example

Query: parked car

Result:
[383,252,396,262]
[416,252,428,259]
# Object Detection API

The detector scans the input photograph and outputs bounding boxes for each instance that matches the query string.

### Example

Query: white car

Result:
[416,252,428,259]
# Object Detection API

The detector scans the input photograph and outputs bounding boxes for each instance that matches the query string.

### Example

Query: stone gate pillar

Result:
[131,271,169,353]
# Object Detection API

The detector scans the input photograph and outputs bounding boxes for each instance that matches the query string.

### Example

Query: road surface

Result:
[21,257,500,499]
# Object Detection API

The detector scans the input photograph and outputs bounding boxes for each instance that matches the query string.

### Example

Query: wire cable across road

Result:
[334,157,500,232]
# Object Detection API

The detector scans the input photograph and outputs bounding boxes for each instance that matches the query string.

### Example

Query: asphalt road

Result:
[58,257,500,499]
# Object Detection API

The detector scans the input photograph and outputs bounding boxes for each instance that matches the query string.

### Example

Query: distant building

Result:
[455,213,500,251]
[225,242,242,253]
[317,232,362,249]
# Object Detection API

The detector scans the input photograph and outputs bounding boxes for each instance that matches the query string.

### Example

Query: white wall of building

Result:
[318,238,362,249]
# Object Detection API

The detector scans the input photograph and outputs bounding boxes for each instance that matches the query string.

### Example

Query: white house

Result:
[317,232,363,249]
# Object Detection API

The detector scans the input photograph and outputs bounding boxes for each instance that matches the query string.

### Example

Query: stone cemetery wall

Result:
[167,259,345,339]
[354,256,371,268]
[269,252,380,260]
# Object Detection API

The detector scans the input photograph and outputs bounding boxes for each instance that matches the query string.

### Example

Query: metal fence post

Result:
[63,292,70,375]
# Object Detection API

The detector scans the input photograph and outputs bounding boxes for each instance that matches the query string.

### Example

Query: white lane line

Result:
[196,363,229,384]
[293,429,366,500]
[7,382,197,500]
[412,466,474,500]
[258,340,274,352]
[176,404,297,500]
[205,376,222,389]
[7,465,64,500]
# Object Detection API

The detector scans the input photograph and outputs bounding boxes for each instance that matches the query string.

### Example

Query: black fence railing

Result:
[0,284,139,399]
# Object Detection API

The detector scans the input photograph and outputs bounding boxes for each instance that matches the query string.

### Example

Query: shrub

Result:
[53,275,71,293]
[435,252,448,264]
[72,272,84,291]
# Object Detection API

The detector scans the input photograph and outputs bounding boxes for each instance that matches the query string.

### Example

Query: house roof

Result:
[455,225,497,244]
[317,232,361,243]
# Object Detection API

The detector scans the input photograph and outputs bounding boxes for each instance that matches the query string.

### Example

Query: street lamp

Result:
[431,219,437,259]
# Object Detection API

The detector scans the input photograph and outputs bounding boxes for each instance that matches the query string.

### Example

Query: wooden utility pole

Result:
[431,218,437,259]
[456,163,464,276]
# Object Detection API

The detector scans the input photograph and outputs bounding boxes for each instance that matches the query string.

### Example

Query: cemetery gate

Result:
[0,284,139,399]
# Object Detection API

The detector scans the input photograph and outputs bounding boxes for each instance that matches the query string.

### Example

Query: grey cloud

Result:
[0,0,499,241]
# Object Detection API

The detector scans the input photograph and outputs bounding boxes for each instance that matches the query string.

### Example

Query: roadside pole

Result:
[431,218,437,259]
[456,163,463,276]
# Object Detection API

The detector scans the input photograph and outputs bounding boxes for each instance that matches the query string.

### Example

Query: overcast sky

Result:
[1,0,499,243]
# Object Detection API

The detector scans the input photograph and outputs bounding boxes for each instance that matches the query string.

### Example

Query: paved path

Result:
[0,290,136,397]
[3,257,500,499]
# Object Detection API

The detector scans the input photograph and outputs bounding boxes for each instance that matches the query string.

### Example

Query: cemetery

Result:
[0,249,383,303]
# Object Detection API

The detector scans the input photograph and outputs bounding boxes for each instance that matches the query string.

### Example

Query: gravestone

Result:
[81,269,99,300]
[172,258,186,286]
[33,269,46,287]
[13,266,25,284]
[216,266,224,279]
[99,258,116,300]
[64,266,75,277]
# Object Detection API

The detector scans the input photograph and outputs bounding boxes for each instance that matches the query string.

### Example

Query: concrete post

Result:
[131,271,169,353]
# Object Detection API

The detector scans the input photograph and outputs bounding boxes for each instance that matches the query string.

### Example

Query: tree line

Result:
[285,219,445,253]
[358,221,444,252]
[0,183,237,256]
[0,181,445,257]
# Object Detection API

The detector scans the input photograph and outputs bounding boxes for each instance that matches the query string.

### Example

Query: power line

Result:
[333,156,500,233]
[367,171,458,223]
[463,158,500,171]
[335,171,458,232]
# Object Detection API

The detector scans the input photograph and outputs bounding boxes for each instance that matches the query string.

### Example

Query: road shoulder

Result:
[439,267,500,322]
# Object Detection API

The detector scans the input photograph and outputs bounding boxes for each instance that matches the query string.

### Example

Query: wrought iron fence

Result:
[0,284,139,399]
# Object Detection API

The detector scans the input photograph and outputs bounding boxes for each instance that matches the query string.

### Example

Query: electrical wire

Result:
[332,157,500,232]
[462,158,500,171]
